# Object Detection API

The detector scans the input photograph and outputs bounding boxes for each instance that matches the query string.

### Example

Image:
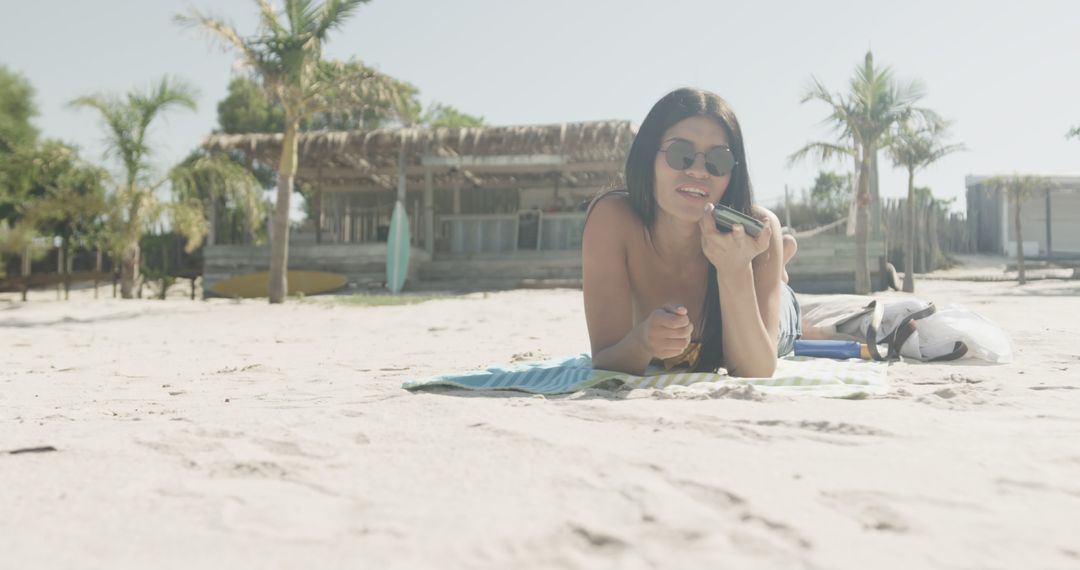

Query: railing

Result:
[440,211,588,255]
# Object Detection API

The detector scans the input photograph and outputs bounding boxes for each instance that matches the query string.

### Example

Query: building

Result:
[966,175,1080,259]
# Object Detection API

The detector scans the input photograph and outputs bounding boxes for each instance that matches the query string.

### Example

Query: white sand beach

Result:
[2,257,1079,569]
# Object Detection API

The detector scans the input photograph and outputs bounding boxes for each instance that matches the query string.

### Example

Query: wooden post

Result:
[56,245,63,300]
[424,170,435,254]
[207,196,217,247]
[64,241,73,300]
[94,249,102,299]
[412,198,421,246]
[343,194,352,243]
[452,172,462,215]
[1045,187,1052,258]
[315,188,324,244]
[20,244,30,302]
[784,184,792,228]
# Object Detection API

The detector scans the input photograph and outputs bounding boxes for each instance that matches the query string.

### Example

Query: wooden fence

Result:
[882,198,974,274]
[1,233,202,301]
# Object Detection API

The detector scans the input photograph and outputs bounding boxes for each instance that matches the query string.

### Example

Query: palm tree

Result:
[887,118,965,292]
[70,76,198,298]
[177,0,413,303]
[795,51,938,293]
[169,151,267,252]
[988,175,1049,285]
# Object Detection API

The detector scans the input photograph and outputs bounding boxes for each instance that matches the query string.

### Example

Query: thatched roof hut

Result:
[202,120,636,194]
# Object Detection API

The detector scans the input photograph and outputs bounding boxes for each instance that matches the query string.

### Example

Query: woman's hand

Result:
[637,304,694,359]
[698,203,773,272]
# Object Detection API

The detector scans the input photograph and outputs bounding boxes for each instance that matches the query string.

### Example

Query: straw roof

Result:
[202,121,636,193]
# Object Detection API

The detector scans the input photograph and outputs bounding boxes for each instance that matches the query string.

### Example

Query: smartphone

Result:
[712,203,765,238]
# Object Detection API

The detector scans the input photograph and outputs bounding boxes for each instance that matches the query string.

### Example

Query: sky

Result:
[3,0,1079,214]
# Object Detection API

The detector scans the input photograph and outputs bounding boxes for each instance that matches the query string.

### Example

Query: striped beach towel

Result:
[403,354,888,398]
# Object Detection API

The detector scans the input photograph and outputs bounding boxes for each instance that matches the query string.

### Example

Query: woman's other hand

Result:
[638,304,694,359]
[697,203,773,271]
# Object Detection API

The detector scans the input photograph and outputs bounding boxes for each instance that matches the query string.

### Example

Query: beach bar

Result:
[200,121,635,291]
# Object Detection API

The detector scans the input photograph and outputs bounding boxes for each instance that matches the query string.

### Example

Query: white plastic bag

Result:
[907,304,1014,363]
[801,295,1014,363]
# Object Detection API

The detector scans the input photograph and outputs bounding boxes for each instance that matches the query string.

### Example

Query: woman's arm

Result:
[582,196,656,375]
[700,206,784,377]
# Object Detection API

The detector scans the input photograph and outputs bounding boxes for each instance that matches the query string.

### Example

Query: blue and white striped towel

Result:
[403,354,888,397]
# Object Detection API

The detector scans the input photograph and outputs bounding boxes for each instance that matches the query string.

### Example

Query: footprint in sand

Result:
[747,419,892,439]
[915,384,989,409]
[668,477,812,550]
[819,490,910,533]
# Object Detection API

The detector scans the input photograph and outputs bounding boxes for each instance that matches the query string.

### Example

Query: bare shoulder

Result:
[584,192,640,238]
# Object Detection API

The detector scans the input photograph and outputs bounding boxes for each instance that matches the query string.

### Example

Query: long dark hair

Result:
[625,88,755,372]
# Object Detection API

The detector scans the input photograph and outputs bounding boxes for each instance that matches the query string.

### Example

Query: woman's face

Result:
[653,115,733,223]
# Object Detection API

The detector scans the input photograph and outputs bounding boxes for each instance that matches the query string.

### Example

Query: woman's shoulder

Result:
[585,190,638,228]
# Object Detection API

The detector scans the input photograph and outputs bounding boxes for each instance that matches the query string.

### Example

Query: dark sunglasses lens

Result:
[705,147,735,176]
[664,140,695,170]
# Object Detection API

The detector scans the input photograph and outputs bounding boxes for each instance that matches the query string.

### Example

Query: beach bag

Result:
[802,295,1014,363]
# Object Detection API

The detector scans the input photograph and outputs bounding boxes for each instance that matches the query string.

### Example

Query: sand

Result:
[2,256,1079,569]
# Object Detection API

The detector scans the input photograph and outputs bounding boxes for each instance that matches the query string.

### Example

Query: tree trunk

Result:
[268,120,300,304]
[929,203,940,270]
[870,150,881,238]
[1014,193,1026,285]
[120,242,140,299]
[854,149,872,294]
[903,168,915,293]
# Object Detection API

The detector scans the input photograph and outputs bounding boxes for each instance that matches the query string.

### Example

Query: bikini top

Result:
[654,340,703,371]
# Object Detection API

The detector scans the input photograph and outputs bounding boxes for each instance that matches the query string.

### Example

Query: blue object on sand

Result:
[794,340,863,360]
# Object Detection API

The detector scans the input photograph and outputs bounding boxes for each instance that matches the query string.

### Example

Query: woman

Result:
[582,88,800,377]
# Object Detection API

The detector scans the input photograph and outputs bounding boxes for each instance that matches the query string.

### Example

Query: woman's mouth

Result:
[675,186,709,201]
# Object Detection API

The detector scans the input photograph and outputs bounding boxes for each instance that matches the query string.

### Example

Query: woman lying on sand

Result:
[583,88,800,377]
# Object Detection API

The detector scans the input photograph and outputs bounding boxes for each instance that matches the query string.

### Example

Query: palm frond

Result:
[255,0,289,38]
[169,152,266,251]
[175,9,246,54]
[316,0,368,37]
[787,141,855,167]
[175,9,265,73]
[285,0,319,34]
[68,94,145,175]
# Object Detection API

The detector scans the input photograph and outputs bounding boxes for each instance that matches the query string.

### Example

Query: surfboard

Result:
[385,200,410,294]
[208,270,347,299]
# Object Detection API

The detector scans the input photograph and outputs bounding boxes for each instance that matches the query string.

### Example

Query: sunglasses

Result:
[658,139,737,177]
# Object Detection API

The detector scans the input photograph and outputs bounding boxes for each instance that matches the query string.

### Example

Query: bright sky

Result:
[3,0,1079,213]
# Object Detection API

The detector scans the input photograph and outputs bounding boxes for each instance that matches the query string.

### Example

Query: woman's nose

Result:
[684,154,709,177]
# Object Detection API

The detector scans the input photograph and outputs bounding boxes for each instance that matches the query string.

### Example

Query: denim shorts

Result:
[777,282,803,357]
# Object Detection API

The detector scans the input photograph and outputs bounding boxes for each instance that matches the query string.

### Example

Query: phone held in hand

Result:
[712,203,765,238]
